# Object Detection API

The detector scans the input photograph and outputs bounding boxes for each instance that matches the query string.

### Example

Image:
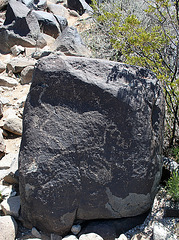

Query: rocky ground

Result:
[0,0,178,240]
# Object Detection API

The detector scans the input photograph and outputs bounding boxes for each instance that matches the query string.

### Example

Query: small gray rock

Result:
[21,65,34,85]
[3,117,22,135]
[1,195,21,218]
[0,75,18,87]
[7,57,36,74]
[32,227,42,238]
[71,224,81,235]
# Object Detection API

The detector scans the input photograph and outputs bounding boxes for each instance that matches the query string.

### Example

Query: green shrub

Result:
[166,170,179,202]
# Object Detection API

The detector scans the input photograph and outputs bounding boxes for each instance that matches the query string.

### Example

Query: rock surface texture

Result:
[19,55,165,235]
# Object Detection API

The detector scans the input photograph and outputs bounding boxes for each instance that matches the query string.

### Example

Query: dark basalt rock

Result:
[19,55,165,235]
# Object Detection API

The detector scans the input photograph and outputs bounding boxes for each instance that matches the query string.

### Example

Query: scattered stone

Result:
[117,234,128,240]
[10,45,25,56]
[21,65,34,85]
[0,0,47,54]
[51,233,62,240]
[0,60,6,73]
[51,26,91,56]
[3,117,22,135]
[153,222,177,240]
[0,0,8,10]
[71,224,81,235]
[7,57,36,74]
[67,0,93,15]
[4,171,19,184]
[47,3,69,18]
[62,236,78,240]
[33,10,61,38]
[0,153,18,181]
[54,15,68,32]
[0,129,5,158]
[19,0,47,10]
[69,10,80,17]
[31,47,52,59]
[0,185,13,198]
[32,227,42,238]
[0,75,18,87]
[79,233,104,240]
[0,216,18,240]
[1,195,20,218]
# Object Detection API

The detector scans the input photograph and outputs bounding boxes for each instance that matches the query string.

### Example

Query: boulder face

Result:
[19,55,165,235]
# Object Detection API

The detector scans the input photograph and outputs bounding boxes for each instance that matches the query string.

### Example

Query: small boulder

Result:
[10,45,25,56]
[67,0,93,15]
[7,57,36,73]
[0,75,18,87]
[18,0,47,10]
[21,65,34,84]
[0,216,18,240]
[47,3,69,18]
[33,10,61,38]
[3,117,22,135]
[1,195,21,218]
[51,26,91,56]
[54,15,68,32]
[79,233,104,240]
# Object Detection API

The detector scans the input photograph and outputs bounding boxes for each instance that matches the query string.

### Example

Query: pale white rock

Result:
[71,224,81,235]
[153,222,177,240]
[25,47,37,57]
[1,195,20,218]
[3,117,22,135]
[0,153,18,181]
[79,233,104,240]
[32,227,42,238]
[0,185,13,198]
[0,75,18,87]
[0,60,6,73]
[62,235,78,240]
[7,57,36,73]
[0,216,18,240]
[16,95,27,108]
[0,153,12,170]
[10,45,25,56]
[116,234,128,240]
[21,65,34,85]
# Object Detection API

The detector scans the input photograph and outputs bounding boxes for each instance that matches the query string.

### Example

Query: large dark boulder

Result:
[19,55,164,236]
